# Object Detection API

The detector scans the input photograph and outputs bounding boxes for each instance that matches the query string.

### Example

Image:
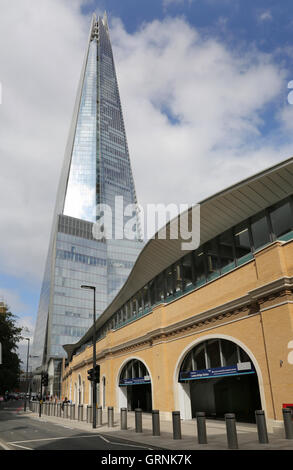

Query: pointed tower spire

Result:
[31,16,143,383]
[102,11,109,33]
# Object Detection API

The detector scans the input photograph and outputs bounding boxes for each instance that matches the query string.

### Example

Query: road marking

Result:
[8,434,105,445]
[8,443,33,450]
[99,435,153,449]
[8,433,154,450]
[98,435,110,443]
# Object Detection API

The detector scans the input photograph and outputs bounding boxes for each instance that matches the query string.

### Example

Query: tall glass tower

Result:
[31,13,143,394]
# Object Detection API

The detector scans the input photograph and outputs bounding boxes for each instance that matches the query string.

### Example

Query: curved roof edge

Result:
[64,156,293,361]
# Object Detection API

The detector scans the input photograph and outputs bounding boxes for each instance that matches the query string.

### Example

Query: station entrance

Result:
[179,339,261,423]
[119,359,152,412]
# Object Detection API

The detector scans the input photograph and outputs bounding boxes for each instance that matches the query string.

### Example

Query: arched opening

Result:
[119,359,152,412]
[178,338,261,423]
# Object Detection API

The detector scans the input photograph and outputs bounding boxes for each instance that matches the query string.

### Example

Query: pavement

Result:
[18,405,293,451]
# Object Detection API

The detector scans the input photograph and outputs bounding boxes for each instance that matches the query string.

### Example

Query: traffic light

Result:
[93,365,100,383]
[41,372,48,386]
[87,368,94,382]
[87,365,100,383]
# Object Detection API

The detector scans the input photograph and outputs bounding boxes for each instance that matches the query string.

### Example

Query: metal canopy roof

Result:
[64,156,293,361]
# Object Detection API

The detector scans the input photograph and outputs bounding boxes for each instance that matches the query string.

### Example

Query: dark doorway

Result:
[126,384,152,412]
[190,373,261,423]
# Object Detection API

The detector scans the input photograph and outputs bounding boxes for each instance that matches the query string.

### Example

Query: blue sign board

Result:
[179,362,255,381]
[120,377,151,386]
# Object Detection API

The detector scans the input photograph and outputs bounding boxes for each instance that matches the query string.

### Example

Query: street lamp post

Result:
[24,338,30,412]
[81,285,97,429]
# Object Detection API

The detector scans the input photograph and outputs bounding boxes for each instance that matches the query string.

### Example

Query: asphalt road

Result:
[0,400,158,451]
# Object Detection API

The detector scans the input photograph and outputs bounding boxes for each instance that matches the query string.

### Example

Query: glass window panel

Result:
[166,266,175,297]
[181,352,192,372]
[206,339,221,368]
[149,280,156,306]
[194,343,206,370]
[220,339,238,366]
[234,223,252,264]
[239,348,250,363]
[143,285,150,308]
[251,213,270,250]
[132,297,137,316]
[137,291,143,314]
[195,251,206,287]
[175,263,183,292]
[182,254,193,287]
[205,239,220,281]
[270,201,293,238]
[218,231,235,273]
[156,273,165,302]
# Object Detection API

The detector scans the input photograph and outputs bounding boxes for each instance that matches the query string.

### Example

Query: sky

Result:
[1,0,293,366]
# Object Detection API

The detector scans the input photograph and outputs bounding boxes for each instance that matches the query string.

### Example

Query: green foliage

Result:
[0,305,22,394]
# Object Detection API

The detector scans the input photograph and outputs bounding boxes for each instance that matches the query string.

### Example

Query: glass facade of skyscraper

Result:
[31,14,143,384]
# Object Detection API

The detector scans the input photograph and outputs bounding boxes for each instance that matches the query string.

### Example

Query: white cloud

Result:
[259,10,273,22]
[0,0,94,281]
[110,16,289,210]
[0,6,292,307]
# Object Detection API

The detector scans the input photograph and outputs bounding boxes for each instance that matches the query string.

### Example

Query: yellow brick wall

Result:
[62,239,293,424]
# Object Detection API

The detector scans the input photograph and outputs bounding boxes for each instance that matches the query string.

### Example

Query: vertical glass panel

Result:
[251,213,270,250]
[218,231,235,274]
[149,280,156,306]
[132,296,137,317]
[166,266,175,297]
[182,254,193,287]
[126,301,131,320]
[270,201,293,238]
[175,263,183,292]
[64,40,97,222]
[143,285,150,309]
[239,348,250,363]
[195,251,206,287]
[194,343,206,370]
[234,223,252,265]
[205,239,220,281]
[156,273,165,302]
[220,339,238,366]
[206,339,221,368]
[181,352,192,372]
[137,291,143,314]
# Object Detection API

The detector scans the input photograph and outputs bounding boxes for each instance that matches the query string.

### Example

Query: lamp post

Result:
[81,285,97,429]
[23,338,30,412]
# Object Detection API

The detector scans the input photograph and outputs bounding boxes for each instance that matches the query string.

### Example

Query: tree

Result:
[0,305,22,394]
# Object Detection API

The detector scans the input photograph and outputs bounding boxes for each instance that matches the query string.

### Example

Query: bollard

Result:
[120,408,127,430]
[39,401,42,417]
[225,413,238,449]
[64,403,69,419]
[70,404,75,420]
[196,412,208,444]
[87,405,93,424]
[57,403,61,417]
[172,411,182,440]
[108,406,114,427]
[97,406,103,425]
[255,410,269,444]
[135,408,143,433]
[283,408,293,440]
[152,410,160,436]
[78,404,83,421]
[48,403,51,416]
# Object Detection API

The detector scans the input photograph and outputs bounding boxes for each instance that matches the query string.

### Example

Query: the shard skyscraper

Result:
[32,13,143,395]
